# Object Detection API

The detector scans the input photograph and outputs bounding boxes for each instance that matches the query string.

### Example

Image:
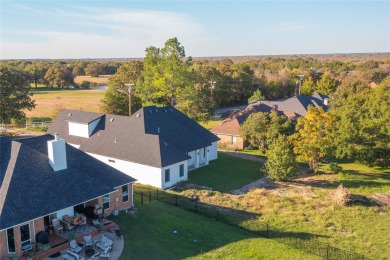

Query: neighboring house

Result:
[47,105,220,190]
[0,134,136,258]
[211,93,329,149]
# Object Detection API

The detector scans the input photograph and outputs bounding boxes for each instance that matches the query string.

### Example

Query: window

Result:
[165,169,170,182]
[20,224,31,251]
[232,136,237,146]
[103,194,110,210]
[7,228,15,253]
[122,185,129,203]
[179,164,184,177]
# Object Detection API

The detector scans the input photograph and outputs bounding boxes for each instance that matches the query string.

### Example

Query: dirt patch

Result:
[372,193,390,206]
[230,177,278,195]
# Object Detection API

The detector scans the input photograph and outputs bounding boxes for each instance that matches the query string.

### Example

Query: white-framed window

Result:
[20,223,31,251]
[122,185,129,203]
[179,164,184,177]
[232,136,237,145]
[7,228,15,254]
[165,169,170,182]
[103,194,110,210]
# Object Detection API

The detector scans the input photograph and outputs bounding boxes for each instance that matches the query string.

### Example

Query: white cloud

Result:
[1,7,211,59]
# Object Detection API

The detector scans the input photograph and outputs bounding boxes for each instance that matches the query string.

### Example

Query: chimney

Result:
[272,105,278,111]
[324,98,329,106]
[47,133,67,171]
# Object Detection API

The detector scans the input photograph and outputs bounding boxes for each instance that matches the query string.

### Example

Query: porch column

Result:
[205,147,209,165]
[195,150,200,168]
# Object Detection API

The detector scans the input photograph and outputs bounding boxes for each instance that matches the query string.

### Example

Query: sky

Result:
[1,0,389,59]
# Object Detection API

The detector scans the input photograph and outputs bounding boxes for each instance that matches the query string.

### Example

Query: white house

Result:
[48,106,219,189]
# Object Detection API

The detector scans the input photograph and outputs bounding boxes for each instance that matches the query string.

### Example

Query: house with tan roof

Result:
[211,93,328,149]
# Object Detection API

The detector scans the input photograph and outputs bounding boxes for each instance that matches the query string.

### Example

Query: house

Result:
[0,134,136,258]
[211,93,329,149]
[47,105,220,190]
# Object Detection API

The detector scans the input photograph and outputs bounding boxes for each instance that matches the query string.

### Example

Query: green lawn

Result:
[188,153,263,192]
[109,201,319,260]
[199,120,220,130]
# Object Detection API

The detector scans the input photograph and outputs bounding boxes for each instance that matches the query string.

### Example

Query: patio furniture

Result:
[95,235,113,251]
[70,239,83,254]
[88,252,100,260]
[66,250,85,260]
[99,247,110,259]
[52,218,64,234]
[84,235,93,247]
[63,253,76,260]
[62,219,76,230]
[84,246,95,257]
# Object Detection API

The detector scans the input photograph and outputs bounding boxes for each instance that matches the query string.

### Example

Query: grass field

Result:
[199,120,220,130]
[109,201,320,260]
[182,154,390,259]
[25,89,106,119]
[188,153,263,192]
[74,75,111,85]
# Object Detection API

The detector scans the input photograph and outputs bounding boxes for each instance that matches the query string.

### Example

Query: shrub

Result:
[329,162,343,174]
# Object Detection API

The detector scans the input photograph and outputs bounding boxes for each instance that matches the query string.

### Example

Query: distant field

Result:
[25,89,106,119]
[74,75,111,85]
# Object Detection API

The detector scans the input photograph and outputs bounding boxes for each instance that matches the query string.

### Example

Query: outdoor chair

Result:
[95,235,113,251]
[88,252,100,260]
[70,239,83,253]
[52,218,63,234]
[99,247,110,259]
[66,250,85,260]
[83,235,93,247]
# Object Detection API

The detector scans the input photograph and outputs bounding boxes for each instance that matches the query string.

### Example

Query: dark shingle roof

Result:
[48,106,219,168]
[65,111,104,124]
[0,135,135,230]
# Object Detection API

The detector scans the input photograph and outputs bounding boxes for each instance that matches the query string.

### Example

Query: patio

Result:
[33,222,124,260]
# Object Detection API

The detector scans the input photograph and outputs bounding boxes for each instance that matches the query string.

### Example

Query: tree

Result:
[101,61,143,115]
[331,85,390,167]
[301,77,316,95]
[265,135,296,181]
[290,106,335,171]
[139,37,191,106]
[247,89,265,103]
[24,62,47,88]
[240,111,294,153]
[0,66,36,123]
[316,72,339,95]
[84,63,103,77]
[44,65,74,88]
[72,65,85,76]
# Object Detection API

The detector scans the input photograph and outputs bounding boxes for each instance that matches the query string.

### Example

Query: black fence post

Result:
[141,191,144,205]
[326,243,329,260]
[266,224,269,238]
[156,189,159,201]
[175,194,178,207]
[149,191,152,203]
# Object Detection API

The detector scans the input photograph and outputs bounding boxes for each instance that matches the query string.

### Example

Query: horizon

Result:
[1,1,389,59]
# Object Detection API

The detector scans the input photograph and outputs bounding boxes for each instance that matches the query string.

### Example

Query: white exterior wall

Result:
[187,151,196,167]
[56,206,74,219]
[68,122,89,138]
[208,142,218,161]
[88,118,101,136]
[87,153,163,188]
[161,160,188,189]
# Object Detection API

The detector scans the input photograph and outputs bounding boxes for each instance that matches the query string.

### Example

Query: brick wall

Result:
[0,230,9,258]
[217,134,245,150]
[102,183,133,215]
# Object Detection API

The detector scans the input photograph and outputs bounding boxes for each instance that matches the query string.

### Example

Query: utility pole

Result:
[125,83,134,116]
[297,75,304,96]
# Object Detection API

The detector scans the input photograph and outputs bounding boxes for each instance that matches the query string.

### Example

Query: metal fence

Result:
[134,187,367,260]
[25,121,51,128]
